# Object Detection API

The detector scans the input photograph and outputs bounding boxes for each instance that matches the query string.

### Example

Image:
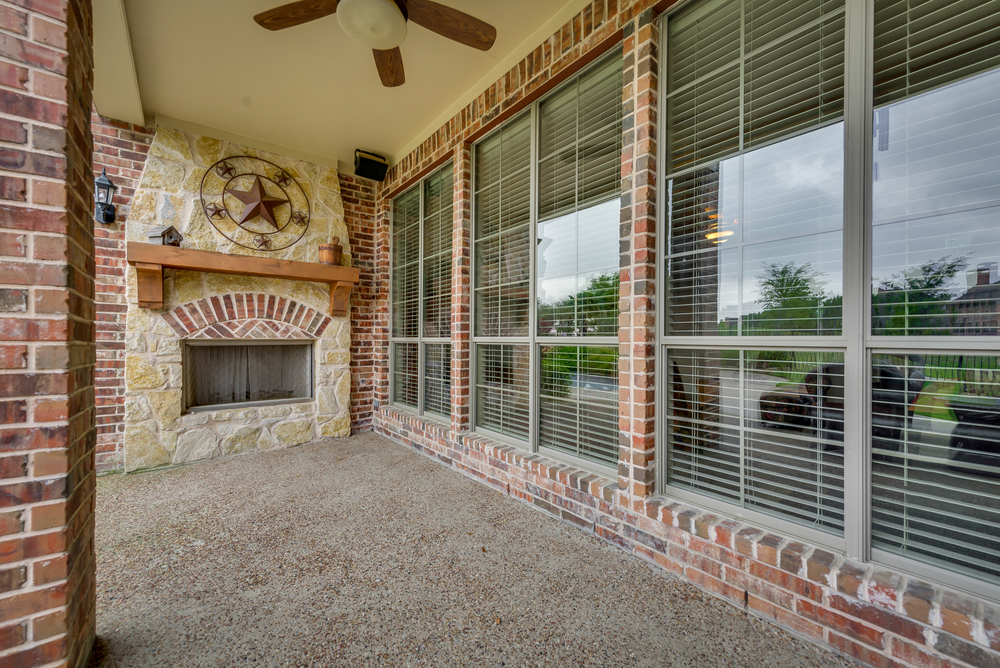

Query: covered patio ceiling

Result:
[93,0,589,171]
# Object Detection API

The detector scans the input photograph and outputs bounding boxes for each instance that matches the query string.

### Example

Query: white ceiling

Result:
[94,0,587,169]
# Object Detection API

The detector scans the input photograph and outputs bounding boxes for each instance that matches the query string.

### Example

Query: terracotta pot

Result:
[319,237,343,265]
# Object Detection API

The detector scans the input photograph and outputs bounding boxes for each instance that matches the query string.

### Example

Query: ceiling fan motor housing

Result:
[337,0,408,50]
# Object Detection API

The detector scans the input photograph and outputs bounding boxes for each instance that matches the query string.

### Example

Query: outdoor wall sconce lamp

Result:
[94,168,118,223]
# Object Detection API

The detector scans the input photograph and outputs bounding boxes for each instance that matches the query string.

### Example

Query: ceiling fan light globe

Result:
[337,0,408,50]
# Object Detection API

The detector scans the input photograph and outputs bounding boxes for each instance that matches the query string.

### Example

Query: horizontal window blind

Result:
[423,167,454,339]
[476,345,530,440]
[424,343,451,418]
[539,346,619,467]
[873,0,1000,108]
[392,189,420,338]
[666,349,846,534]
[393,342,418,408]
[475,114,532,337]
[870,353,1000,585]
[538,53,622,221]
[666,0,845,174]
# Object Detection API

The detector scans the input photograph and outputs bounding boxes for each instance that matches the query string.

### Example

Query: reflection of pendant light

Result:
[705,221,734,244]
[337,0,407,50]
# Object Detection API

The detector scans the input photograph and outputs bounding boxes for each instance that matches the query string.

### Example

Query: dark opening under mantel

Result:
[125,242,360,317]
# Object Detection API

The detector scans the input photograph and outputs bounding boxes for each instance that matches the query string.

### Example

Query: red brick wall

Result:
[340,174,377,433]
[370,3,1000,668]
[0,0,98,666]
[91,113,152,473]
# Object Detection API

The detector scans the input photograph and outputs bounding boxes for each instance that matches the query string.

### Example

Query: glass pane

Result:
[539,346,619,467]
[871,68,1000,335]
[665,124,844,336]
[666,348,845,535]
[475,114,532,337]
[392,188,420,338]
[424,343,451,418]
[393,342,418,408]
[666,0,845,175]
[871,353,1000,585]
[537,199,620,336]
[476,345,530,441]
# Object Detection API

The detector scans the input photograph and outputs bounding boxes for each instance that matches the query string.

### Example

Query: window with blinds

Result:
[472,51,622,470]
[537,54,622,336]
[475,113,532,337]
[667,349,845,534]
[868,0,1000,587]
[662,0,847,535]
[390,163,453,418]
[540,346,619,467]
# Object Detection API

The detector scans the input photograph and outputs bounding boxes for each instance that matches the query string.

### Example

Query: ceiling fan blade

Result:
[405,0,497,51]
[373,48,405,87]
[254,0,338,31]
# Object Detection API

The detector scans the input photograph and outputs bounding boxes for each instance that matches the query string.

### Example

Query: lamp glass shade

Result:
[337,0,407,50]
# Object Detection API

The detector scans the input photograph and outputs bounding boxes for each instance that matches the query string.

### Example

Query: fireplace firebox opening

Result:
[183,340,313,412]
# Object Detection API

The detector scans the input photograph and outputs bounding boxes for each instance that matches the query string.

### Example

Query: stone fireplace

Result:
[123,127,353,472]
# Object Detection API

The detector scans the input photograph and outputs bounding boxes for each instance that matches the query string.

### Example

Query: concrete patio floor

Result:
[89,432,858,668]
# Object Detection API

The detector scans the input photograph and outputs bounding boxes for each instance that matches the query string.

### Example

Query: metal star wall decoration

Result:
[198,156,312,252]
[226,175,289,228]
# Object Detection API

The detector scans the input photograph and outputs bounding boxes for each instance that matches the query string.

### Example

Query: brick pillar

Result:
[340,174,377,432]
[450,144,472,435]
[618,8,659,509]
[91,113,152,473]
[0,0,97,666]
[372,193,391,410]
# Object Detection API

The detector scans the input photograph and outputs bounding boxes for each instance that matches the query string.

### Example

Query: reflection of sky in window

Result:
[537,199,620,305]
[680,125,845,322]
[872,69,1000,298]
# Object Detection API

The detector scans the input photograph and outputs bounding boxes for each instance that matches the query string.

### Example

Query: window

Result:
[662,0,848,540]
[473,52,623,470]
[660,0,1000,591]
[390,164,453,418]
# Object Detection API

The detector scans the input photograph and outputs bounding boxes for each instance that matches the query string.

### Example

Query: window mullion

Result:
[529,102,540,454]
[841,0,874,561]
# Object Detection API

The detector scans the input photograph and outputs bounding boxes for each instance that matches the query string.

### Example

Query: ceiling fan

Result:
[254,0,497,88]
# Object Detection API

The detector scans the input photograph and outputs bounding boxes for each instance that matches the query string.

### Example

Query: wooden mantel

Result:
[126,243,360,317]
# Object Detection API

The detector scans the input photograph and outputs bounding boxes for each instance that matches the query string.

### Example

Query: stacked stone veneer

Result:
[122,126,352,472]
[369,2,1000,668]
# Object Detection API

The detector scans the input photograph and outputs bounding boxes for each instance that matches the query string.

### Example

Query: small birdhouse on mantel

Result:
[146,225,184,247]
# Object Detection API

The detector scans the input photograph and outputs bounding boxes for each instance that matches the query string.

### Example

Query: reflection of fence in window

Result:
[870,353,1000,585]
[539,346,618,467]
[666,348,845,535]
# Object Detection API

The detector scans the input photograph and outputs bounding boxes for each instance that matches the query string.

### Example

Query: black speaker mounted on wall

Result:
[354,149,389,182]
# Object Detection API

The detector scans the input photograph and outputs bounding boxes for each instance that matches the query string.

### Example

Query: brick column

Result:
[341,174,377,432]
[91,113,152,472]
[450,144,472,435]
[0,0,97,666]
[618,8,659,509]
[372,193,391,410]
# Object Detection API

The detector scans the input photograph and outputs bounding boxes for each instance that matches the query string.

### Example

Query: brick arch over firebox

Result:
[160,293,334,340]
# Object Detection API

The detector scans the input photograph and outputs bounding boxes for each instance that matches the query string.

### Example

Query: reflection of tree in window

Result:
[872,255,967,335]
[744,262,841,335]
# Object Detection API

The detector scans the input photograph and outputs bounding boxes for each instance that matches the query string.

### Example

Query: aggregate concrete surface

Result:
[90,432,859,668]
